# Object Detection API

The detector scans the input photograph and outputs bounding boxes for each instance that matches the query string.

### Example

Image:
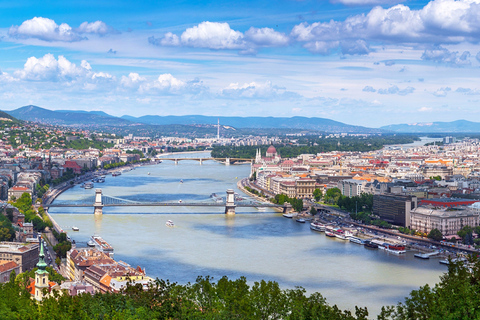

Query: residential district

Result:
[1,122,480,301]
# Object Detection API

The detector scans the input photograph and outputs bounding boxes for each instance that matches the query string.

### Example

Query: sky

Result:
[0,0,480,128]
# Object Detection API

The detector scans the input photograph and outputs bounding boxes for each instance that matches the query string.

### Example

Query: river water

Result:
[49,152,446,316]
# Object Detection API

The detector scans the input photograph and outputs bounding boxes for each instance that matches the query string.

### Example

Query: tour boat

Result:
[363,240,378,249]
[349,236,365,245]
[166,220,174,227]
[325,225,336,237]
[310,221,325,232]
[333,228,348,240]
[384,243,406,254]
[84,182,94,189]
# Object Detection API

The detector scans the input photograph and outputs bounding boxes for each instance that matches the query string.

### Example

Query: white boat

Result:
[87,240,95,247]
[325,225,336,237]
[283,213,295,218]
[310,221,325,232]
[84,182,94,189]
[72,226,79,231]
[148,172,151,175]
[166,220,174,227]
[349,236,364,244]
[296,218,306,223]
[334,228,348,240]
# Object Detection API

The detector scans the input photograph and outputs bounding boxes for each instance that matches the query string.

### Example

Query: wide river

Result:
[49,152,446,316]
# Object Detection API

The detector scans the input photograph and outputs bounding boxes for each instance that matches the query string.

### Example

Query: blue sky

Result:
[0,0,479,128]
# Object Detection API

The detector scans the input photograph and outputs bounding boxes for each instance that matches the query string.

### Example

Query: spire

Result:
[36,241,48,273]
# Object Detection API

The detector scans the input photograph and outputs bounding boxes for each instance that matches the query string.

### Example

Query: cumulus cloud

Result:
[421,46,471,65]
[418,107,433,112]
[456,87,480,95]
[150,21,289,53]
[377,85,415,95]
[9,17,117,42]
[121,73,147,89]
[15,54,91,81]
[291,0,480,56]
[138,74,207,95]
[363,86,376,92]
[221,81,299,99]
[433,87,451,97]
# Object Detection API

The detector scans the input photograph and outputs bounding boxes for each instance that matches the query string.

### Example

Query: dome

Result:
[266,145,277,157]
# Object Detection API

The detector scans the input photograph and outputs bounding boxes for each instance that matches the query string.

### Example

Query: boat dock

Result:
[414,251,440,259]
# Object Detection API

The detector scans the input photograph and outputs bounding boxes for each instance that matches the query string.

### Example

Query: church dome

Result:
[266,145,277,157]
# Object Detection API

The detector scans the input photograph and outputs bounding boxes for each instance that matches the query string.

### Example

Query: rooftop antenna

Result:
[217,118,220,140]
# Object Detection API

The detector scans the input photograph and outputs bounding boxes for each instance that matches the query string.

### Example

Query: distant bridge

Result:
[44,189,289,215]
[159,157,253,165]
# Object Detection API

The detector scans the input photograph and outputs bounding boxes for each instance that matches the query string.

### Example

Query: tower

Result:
[94,189,103,215]
[225,189,236,214]
[34,242,49,302]
[255,148,262,163]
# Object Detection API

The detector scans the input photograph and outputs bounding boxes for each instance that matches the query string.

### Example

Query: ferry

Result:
[166,220,174,227]
[333,228,348,240]
[382,243,406,254]
[310,221,325,232]
[325,225,336,237]
[89,235,114,258]
[349,236,364,245]
[84,182,94,189]
[363,240,378,249]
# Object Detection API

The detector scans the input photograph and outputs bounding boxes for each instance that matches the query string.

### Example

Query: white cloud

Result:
[221,81,299,99]
[180,22,245,50]
[363,86,376,92]
[418,107,433,112]
[291,0,480,56]
[15,54,90,81]
[9,17,116,42]
[377,85,415,95]
[121,73,147,88]
[152,22,289,53]
[9,17,82,42]
[421,46,471,65]
[77,21,117,35]
[331,0,404,5]
[244,27,289,47]
[433,87,451,97]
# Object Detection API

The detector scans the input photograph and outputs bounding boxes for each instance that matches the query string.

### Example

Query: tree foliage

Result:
[427,228,443,241]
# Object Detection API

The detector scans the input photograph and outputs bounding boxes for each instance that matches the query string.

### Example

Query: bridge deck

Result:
[46,202,279,208]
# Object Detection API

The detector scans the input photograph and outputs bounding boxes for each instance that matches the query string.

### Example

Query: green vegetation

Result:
[398,226,416,236]
[10,192,48,232]
[457,225,474,245]
[427,228,443,241]
[272,194,303,212]
[15,266,64,285]
[211,135,419,159]
[244,186,265,198]
[51,230,71,259]
[103,158,150,170]
[1,257,480,319]
[0,213,15,241]
[313,188,322,202]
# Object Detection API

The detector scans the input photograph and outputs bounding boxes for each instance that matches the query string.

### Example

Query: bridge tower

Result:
[225,158,230,166]
[225,189,236,214]
[94,189,103,215]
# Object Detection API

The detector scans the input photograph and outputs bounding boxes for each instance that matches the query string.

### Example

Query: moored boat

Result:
[296,218,306,223]
[349,236,364,244]
[282,213,295,218]
[364,240,378,249]
[310,221,325,232]
[385,243,406,254]
[72,226,79,231]
[325,225,335,237]
[333,228,348,240]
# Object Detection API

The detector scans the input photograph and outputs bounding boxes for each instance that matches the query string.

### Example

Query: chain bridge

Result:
[44,189,289,215]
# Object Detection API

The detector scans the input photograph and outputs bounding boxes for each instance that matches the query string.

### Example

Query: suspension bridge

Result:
[43,189,289,215]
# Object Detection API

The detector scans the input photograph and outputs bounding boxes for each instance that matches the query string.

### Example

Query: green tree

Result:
[310,206,317,215]
[457,225,474,245]
[427,228,443,241]
[313,188,322,202]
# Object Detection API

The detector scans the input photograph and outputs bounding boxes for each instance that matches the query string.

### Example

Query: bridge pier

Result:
[174,159,178,165]
[225,158,230,166]
[199,159,203,165]
[225,189,236,214]
[283,203,293,213]
[94,189,103,215]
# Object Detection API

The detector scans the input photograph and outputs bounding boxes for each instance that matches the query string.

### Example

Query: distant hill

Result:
[121,115,383,133]
[0,110,18,123]
[5,105,136,127]
[381,120,480,133]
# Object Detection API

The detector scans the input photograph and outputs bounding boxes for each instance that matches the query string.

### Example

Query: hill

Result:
[381,120,480,133]
[5,105,135,127]
[121,115,383,133]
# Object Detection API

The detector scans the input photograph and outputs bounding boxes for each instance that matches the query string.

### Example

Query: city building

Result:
[410,206,480,236]
[372,194,418,227]
[0,242,38,273]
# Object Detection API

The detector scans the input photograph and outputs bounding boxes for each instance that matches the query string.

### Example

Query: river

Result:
[49,152,446,316]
